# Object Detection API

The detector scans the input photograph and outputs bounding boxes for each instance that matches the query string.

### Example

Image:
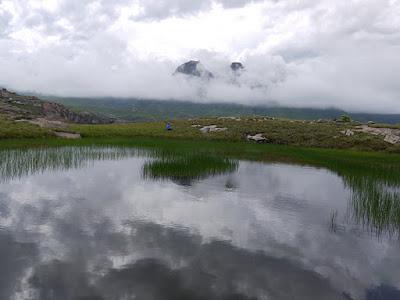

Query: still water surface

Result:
[0,146,399,300]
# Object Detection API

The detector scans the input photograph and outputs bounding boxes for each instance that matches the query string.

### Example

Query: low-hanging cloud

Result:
[0,0,399,113]
[134,0,266,20]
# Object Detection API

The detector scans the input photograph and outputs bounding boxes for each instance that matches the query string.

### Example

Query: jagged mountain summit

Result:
[231,62,244,72]
[230,62,245,85]
[174,60,245,80]
[173,60,214,79]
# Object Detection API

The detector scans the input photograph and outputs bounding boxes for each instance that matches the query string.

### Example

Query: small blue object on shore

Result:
[166,122,172,131]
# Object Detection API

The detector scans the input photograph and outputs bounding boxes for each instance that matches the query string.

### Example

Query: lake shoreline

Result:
[2,113,400,171]
[1,136,400,168]
[1,137,400,240]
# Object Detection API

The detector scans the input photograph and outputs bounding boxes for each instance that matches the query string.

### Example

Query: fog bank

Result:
[0,0,399,113]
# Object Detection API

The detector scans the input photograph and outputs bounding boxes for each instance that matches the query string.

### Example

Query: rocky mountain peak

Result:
[174,60,214,79]
[231,62,244,72]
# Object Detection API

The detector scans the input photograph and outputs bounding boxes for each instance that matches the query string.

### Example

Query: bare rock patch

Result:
[54,131,81,139]
[247,133,268,143]
[199,125,228,133]
[354,125,400,145]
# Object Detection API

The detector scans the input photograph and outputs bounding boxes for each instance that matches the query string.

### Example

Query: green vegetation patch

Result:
[1,136,400,236]
[69,117,399,153]
[143,154,238,182]
[0,115,51,139]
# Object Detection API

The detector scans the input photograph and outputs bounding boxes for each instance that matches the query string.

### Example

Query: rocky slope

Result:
[0,88,113,124]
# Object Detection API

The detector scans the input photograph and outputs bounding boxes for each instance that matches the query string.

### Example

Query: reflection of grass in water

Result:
[329,210,338,233]
[0,145,238,184]
[344,173,400,237]
[323,157,400,237]
[142,154,238,182]
[0,147,147,182]
[0,137,400,236]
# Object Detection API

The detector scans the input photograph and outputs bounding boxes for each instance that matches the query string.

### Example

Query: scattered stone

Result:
[340,129,355,136]
[247,133,268,143]
[199,125,228,133]
[263,116,275,121]
[191,124,202,128]
[54,131,81,139]
[355,125,400,144]
[217,117,241,121]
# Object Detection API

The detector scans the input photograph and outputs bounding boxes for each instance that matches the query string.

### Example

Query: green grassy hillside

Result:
[1,113,399,153]
[69,117,400,152]
[0,115,51,139]
[46,97,400,124]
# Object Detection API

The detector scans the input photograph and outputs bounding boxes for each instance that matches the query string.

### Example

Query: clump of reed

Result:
[142,153,238,182]
[345,174,400,237]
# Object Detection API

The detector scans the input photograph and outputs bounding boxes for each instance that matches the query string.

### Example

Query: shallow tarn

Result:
[0,146,399,300]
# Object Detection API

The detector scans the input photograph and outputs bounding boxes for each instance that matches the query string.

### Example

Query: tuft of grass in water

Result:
[345,174,400,237]
[329,210,338,233]
[142,154,238,183]
[0,136,400,237]
[0,146,150,182]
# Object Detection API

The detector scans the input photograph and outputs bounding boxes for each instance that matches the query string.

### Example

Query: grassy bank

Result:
[1,114,400,154]
[0,115,51,139]
[69,117,400,153]
[1,136,399,167]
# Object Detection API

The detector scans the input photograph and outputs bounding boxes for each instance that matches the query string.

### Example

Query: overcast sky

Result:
[0,0,399,113]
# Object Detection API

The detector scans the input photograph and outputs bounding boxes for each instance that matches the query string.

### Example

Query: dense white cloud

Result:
[0,0,399,112]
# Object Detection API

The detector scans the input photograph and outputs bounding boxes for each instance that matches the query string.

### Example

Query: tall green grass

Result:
[0,137,399,236]
[0,146,147,182]
[143,154,238,182]
[343,171,400,237]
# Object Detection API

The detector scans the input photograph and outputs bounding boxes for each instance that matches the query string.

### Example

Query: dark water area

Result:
[0,146,399,300]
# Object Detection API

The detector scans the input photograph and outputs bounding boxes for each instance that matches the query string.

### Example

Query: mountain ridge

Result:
[4,87,399,124]
[45,96,400,124]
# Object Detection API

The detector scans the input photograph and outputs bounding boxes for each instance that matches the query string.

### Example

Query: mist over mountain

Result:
[174,61,214,79]
[0,1,399,114]
[47,96,400,124]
